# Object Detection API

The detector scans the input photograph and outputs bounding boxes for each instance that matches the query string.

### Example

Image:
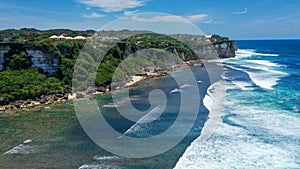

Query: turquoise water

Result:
[1,40,299,169]
[0,65,213,169]
[175,40,300,168]
[78,66,213,168]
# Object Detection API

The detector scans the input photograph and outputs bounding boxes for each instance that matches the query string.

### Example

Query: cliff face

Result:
[26,49,59,75]
[119,37,236,61]
[0,36,236,75]
[0,44,59,75]
[0,46,10,71]
[214,41,237,58]
[195,41,236,60]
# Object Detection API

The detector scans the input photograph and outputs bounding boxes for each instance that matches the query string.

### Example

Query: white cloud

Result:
[186,14,208,22]
[130,14,209,23]
[131,15,185,23]
[202,19,223,24]
[212,20,223,24]
[83,12,105,18]
[79,0,145,13]
[232,8,248,15]
[123,10,139,16]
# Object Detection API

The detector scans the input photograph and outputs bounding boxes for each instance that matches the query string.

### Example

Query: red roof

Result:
[60,33,68,37]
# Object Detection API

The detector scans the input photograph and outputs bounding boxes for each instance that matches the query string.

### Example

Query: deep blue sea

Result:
[79,40,300,169]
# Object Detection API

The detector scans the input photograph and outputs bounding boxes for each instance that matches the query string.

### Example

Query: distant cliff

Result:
[0,44,59,75]
[0,29,236,108]
[0,31,236,75]
[196,40,237,59]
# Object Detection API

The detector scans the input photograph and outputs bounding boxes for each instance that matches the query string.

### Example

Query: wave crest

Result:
[236,49,279,58]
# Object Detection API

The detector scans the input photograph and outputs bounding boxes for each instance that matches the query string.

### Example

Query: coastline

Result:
[0,63,212,169]
[0,60,202,114]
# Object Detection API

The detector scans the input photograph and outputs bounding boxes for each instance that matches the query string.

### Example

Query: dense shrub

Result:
[0,69,65,100]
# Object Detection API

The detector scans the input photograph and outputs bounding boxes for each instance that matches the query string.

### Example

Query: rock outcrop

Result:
[114,38,236,61]
[26,49,59,75]
[214,41,237,58]
[0,33,236,76]
[0,44,59,75]
[0,46,10,71]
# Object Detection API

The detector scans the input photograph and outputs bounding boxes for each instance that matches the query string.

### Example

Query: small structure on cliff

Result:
[49,34,87,40]
[205,34,212,39]
[49,35,58,39]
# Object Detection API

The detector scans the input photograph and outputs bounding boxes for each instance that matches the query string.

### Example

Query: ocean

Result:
[78,40,300,168]
[0,40,299,169]
[175,40,300,169]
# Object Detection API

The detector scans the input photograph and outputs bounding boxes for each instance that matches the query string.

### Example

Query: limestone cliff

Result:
[115,33,236,61]
[0,44,59,75]
[0,33,236,76]
[0,46,10,71]
[26,49,59,75]
[214,41,237,58]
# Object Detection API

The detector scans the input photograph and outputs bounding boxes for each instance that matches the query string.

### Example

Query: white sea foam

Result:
[169,88,181,93]
[174,81,300,169]
[246,60,282,67]
[235,49,257,58]
[210,49,279,65]
[199,80,227,141]
[247,71,280,90]
[292,106,299,112]
[102,100,127,108]
[174,123,299,169]
[3,144,36,155]
[254,53,279,56]
[93,155,120,161]
[225,64,287,90]
[240,64,287,75]
[230,104,300,138]
[79,164,119,169]
[231,80,253,90]
[180,84,192,88]
[102,103,119,108]
[236,49,279,58]
[175,47,299,168]
[208,58,233,63]
[241,64,287,90]
[216,63,225,66]
[221,74,232,81]
[23,139,32,144]
[209,49,278,63]
[119,105,164,138]
[169,84,192,93]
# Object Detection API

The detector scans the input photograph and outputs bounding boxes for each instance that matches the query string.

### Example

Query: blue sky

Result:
[1,0,300,39]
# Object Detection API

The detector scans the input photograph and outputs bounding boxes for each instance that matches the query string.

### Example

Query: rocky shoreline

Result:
[0,30,236,114]
[0,92,71,113]
[0,59,205,114]
[0,67,177,114]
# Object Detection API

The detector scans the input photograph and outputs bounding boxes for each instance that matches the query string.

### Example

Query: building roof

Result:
[49,35,86,40]
[60,33,68,37]
[49,35,58,38]
[205,34,212,39]
[74,36,86,39]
